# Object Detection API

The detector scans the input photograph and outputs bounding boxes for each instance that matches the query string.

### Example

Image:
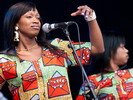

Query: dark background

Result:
[0,0,133,100]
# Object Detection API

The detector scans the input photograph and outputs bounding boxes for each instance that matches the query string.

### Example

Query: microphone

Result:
[42,21,75,33]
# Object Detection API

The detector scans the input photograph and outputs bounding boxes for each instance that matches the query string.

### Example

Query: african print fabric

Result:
[0,38,91,100]
[77,68,133,100]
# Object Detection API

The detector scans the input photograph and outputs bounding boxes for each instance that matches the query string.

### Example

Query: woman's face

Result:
[113,44,129,66]
[16,8,41,39]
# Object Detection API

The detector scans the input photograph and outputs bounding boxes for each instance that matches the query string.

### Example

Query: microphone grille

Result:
[42,23,50,33]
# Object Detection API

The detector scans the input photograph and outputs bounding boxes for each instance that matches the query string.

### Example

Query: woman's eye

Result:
[121,46,125,49]
[36,17,41,20]
[26,16,32,18]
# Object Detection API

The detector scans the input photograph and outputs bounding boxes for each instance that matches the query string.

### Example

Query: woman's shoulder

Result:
[0,47,16,55]
[49,38,91,46]
[50,38,66,44]
[0,48,17,62]
[88,73,102,79]
[0,49,8,57]
[0,54,12,64]
[49,38,69,48]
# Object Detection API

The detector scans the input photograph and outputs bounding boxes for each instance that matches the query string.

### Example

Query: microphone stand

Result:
[62,27,98,100]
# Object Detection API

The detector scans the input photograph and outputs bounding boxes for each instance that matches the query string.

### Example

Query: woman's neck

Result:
[108,59,119,72]
[16,38,38,52]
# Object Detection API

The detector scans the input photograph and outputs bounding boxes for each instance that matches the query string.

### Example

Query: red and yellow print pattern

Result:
[77,68,133,100]
[0,38,91,100]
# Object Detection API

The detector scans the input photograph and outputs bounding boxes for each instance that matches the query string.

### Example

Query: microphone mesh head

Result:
[42,23,50,33]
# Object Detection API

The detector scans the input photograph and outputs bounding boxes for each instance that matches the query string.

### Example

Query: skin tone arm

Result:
[71,5,104,55]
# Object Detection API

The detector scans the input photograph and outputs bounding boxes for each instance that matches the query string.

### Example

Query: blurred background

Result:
[0,0,132,99]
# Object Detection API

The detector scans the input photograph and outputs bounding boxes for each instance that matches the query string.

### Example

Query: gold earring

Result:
[14,26,19,42]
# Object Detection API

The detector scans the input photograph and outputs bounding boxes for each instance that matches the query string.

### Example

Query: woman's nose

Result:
[33,17,40,23]
[125,48,129,53]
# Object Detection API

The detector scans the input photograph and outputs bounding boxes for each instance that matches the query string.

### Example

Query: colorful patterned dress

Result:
[0,38,91,100]
[76,68,133,100]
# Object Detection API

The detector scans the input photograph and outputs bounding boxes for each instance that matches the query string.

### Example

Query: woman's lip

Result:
[31,26,40,29]
[127,55,129,59]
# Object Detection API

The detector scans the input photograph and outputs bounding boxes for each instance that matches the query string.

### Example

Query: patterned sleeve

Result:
[0,56,6,90]
[50,38,92,66]
[76,74,100,100]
